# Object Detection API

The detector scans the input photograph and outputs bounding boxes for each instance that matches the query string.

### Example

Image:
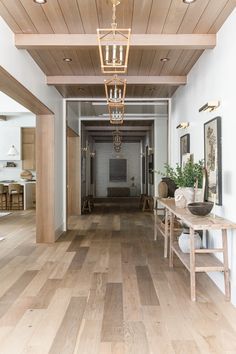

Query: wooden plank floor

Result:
[0,205,236,353]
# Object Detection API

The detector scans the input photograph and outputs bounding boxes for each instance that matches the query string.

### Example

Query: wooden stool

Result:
[139,194,146,209]
[0,184,7,210]
[82,197,92,213]
[142,196,153,211]
[8,183,23,210]
[88,195,94,209]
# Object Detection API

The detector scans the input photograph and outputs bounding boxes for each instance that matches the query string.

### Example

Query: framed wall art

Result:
[204,116,222,205]
[180,133,190,165]
[109,158,127,182]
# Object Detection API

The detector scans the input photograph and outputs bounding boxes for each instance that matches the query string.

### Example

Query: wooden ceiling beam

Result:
[84,126,151,131]
[88,131,147,136]
[47,75,186,86]
[0,66,52,115]
[15,34,216,50]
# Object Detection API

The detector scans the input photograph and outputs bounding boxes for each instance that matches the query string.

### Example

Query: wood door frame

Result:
[66,126,81,226]
[0,66,55,243]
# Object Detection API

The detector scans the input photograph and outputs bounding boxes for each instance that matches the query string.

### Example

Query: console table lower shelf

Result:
[172,242,225,272]
[159,198,236,302]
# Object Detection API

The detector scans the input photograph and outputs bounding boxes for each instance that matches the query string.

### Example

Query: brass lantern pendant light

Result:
[109,104,124,125]
[97,0,131,74]
[113,128,122,152]
[105,75,127,105]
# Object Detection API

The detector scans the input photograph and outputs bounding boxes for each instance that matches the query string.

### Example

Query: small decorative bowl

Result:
[187,202,214,216]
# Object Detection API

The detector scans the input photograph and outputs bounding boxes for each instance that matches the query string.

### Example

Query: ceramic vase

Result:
[194,188,204,202]
[178,231,202,253]
[161,177,177,197]
[174,187,194,208]
[158,180,168,198]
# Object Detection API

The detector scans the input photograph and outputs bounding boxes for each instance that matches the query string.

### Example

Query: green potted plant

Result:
[160,160,204,207]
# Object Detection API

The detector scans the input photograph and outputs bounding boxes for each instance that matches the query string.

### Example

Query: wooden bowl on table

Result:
[187,202,214,216]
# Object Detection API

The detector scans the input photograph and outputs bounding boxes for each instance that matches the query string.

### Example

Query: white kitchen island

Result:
[1,181,36,210]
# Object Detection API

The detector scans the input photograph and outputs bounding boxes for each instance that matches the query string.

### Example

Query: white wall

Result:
[67,102,79,134]
[171,9,236,305]
[95,142,141,197]
[154,117,168,196]
[0,17,64,232]
[0,92,30,114]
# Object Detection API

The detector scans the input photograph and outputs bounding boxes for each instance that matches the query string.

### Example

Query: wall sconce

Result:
[176,122,189,129]
[90,152,96,157]
[81,147,88,152]
[199,101,220,112]
[7,145,18,156]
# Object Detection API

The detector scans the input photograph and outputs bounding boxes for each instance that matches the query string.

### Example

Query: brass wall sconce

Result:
[199,101,220,112]
[176,122,189,129]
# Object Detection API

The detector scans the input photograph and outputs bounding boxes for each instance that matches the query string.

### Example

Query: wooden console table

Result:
[159,198,236,302]
[153,197,181,259]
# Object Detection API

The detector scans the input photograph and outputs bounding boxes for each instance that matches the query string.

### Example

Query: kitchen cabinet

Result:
[22,128,35,170]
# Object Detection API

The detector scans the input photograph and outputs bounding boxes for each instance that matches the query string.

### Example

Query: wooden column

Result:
[36,115,55,243]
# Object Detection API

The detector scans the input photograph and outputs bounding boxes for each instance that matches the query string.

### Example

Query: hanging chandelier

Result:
[113,128,122,145]
[105,75,126,105]
[114,145,121,153]
[97,0,131,74]
[113,128,122,152]
[109,104,124,125]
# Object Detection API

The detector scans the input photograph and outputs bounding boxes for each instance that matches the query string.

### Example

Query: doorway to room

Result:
[66,99,169,224]
[0,66,55,243]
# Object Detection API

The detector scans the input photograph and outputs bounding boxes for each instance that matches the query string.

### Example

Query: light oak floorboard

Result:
[0,206,236,353]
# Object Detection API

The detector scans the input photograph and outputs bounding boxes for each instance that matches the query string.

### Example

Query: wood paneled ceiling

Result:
[0,0,235,98]
[82,119,154,143]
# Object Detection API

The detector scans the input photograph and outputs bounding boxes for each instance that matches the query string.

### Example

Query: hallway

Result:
[0,207,236,353]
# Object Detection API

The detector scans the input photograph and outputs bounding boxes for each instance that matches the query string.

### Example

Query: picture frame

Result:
[180,134,190,165]
[204,116,222,205]
[109,159,127,182]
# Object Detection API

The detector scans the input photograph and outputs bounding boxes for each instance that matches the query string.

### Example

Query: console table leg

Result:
[164,209,169,258]
[154,211,157,241]
[222,229,230,301]
[190,227,196,301]
[169,212,174,267]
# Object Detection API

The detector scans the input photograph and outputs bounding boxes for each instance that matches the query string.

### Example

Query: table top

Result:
[0,180,36,185]
[159,198,236,230]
